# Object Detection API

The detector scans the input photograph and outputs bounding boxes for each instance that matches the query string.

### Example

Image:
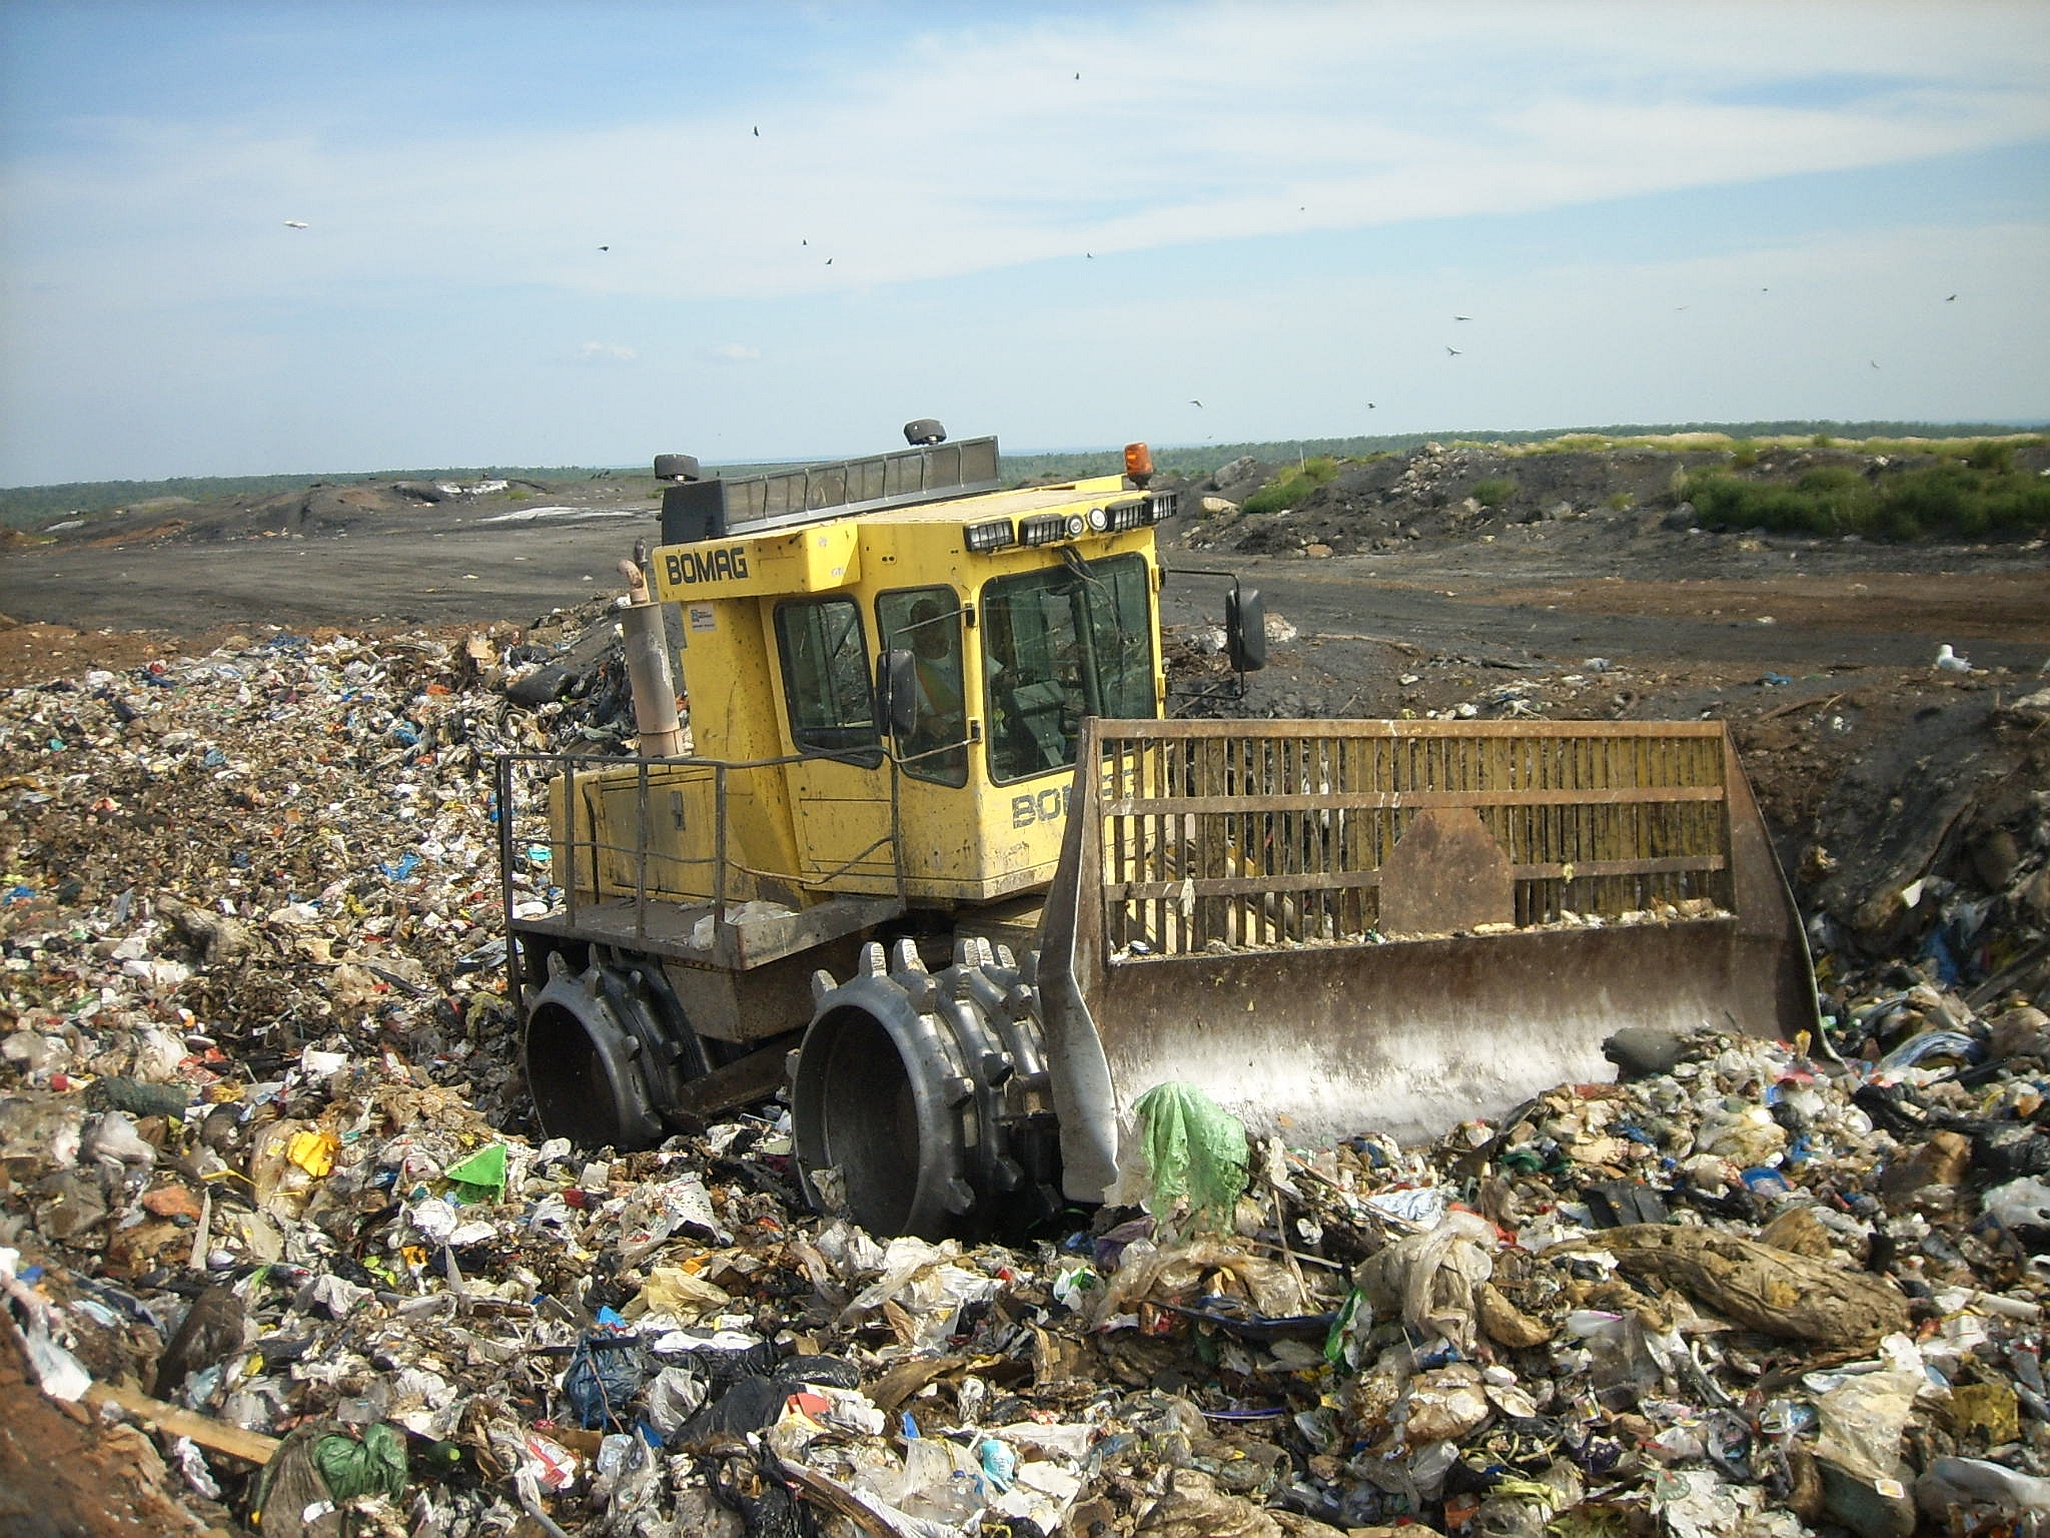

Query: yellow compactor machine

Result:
[498,423,1817,1238]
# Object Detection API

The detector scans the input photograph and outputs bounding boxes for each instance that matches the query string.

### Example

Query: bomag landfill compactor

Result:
[499,423,1817,1238]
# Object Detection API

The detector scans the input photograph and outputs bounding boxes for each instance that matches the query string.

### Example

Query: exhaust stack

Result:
[617,553,685,758]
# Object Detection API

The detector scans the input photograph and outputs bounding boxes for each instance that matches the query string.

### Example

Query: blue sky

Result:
[2,1,2046,485]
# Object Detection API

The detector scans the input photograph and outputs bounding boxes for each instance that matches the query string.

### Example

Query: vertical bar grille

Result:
[1091,720,1736,959]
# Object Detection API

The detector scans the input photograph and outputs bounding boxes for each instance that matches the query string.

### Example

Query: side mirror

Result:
[1226,586,1267,673]
[877,650,919,738]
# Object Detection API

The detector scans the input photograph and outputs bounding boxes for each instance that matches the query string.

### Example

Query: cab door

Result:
[772,596,898,894]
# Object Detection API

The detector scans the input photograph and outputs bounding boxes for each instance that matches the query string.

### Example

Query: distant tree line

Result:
[6,422,2042,529]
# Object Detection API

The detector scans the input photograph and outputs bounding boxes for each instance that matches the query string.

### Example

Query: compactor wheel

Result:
[791,935,1060,1239]
[522,949,707,1151]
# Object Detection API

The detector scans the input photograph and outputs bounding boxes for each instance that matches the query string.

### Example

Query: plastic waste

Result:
[313,1421,409,1502]
[1128,1081,1249,1229]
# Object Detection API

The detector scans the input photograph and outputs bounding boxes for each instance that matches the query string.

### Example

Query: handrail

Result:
[494,746,906,947]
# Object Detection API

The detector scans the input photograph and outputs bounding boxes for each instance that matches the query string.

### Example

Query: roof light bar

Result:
[965,517,1016,553]
[1019,512,1066,547]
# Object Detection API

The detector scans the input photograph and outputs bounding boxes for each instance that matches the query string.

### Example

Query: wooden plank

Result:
[84,1382,282,1465]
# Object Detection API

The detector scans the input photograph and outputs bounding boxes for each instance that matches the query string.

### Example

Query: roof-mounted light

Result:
[1124,441,1154,488]
[1109,500,1145,531]
[964,517,1015,553]
[1019,512,1066,547]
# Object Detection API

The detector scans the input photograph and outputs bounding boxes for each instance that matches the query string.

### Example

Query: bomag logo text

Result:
[663,547,750,585]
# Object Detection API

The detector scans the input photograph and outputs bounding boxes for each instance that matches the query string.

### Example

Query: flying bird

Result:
[597,245,609,252]
[1075,72,1081,80]
[1453,314,1471,321]
[1947,294,1957,302]
[283,220,308,229]
[1935,644,1971,673]
[1446,346,1462,357]
[1368,402,1376,409]
[1189,399,1203,408]
[1085,252,1093,259]
[825,257,833,265]
[1870,360,1880,370]
[753,126,759,136]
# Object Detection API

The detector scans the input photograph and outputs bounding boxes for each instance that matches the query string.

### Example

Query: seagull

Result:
[1453,314,1471,321]
[825,257,833,265]
[1075,72,1081,80]
[753,126,759,137]
[1189,399,1203,408]
[1946,294,1957,302]
[1870,360,1880,370]
[597,245,609,251]
[1085,252,1093,259]
[1446,346,1462,357]
[1368,402,1376,409]
[1935,644,1971,673]
[283,220,308,229]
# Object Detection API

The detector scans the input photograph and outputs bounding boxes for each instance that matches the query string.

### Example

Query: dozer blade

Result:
[1035,718,1818,1203]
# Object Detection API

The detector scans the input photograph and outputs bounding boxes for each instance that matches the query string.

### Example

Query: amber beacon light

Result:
[1123,441,1154,487]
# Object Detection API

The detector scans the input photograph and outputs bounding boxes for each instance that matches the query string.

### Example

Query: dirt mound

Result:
[1172,438,2050,558]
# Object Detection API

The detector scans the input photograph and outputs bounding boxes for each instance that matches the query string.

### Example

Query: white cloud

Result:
[10,3,2046,313]
[706,343,760,365]
[576,342,637,364]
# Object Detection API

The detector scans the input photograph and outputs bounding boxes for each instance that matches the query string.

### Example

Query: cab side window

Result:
[774,598,881,763]
[878,587,967,786]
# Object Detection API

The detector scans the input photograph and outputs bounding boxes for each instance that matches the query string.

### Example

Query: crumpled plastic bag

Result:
[1125,1081,1249,1230]
[1093,1238,1310,1327]
[624,1264,733,1323]
[562,1332,650,1429]
[312,1421,408,1502]
[1356,1210,1498,1353]
[1813,1368,1926,1483]
[841,1236,1000,1349]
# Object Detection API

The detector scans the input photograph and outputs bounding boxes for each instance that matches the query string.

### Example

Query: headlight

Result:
[964,518,1015,552]
[1063,513,1086,539]
[1085,505,1110,533]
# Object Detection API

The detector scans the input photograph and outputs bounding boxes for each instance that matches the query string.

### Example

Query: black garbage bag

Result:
[705,1448,824,1538]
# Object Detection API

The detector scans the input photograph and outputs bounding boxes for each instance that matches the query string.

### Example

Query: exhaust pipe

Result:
[617,552,685,758]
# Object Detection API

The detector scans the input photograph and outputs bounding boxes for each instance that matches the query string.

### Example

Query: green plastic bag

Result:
[445,1142,507,1202]
[313,1420,408,1503]
[1131,1082,1248,1229]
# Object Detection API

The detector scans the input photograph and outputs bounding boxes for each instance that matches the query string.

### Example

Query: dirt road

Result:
[7,490,2044,691]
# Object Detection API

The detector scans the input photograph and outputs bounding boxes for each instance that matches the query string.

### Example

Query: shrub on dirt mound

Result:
[1684,443,2050,541]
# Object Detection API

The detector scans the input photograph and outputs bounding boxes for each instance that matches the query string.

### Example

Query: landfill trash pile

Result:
[4,628,2050,1537]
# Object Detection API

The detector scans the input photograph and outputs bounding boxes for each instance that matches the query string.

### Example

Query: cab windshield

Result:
[981,552,1154,784]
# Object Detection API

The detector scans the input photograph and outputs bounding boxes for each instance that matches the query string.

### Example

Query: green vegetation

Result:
[1243,455,1342,515]
[1682,455,2050,541]
[1605,491,1636,512]
[1471,476,1517,508]
[7,422,2040,531]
